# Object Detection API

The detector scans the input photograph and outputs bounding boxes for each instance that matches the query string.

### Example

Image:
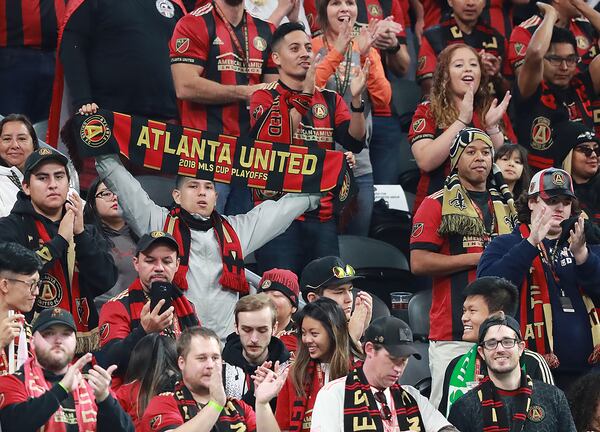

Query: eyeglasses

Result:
[306,264,356,290]
[480,337,519,350]
[374,391,392,421]
[543,55,580,67]
[575,146,600,158]
[95,190,116,201]
[5,278,42,294]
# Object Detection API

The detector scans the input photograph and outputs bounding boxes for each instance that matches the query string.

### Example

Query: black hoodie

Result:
[222,332,290,408]
[0,192,117,333]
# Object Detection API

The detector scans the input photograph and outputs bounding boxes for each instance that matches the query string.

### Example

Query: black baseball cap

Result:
[135,231,179,256]
[23,147,69,180]
[32,308,77,333]
[299,256,361,302]
[528,168,576,200]
[553,121,600,163]
[478,314,522,344]
[364,316,422,359]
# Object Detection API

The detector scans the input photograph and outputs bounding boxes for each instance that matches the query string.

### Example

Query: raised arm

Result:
[517,2,558,99]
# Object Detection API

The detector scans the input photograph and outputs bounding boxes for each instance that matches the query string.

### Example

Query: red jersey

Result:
[143,391,256,432]
[0,0,66,49]
[249,81,355,222]
[115,380,142,430]
[410,192,488,341]
[408,101,516,211]
[169,2,277,135]
[417,17,509,83]
[509,15,599,72]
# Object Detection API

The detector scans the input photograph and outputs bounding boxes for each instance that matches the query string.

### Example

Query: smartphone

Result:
[150,281,173,315]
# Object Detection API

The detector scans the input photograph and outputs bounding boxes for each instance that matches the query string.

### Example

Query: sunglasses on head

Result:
[575,146,600,158]
[306,264,356,290]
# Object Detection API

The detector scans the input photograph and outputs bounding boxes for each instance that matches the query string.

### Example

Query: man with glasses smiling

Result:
[0,242,42,376]
[449,312,576,432]
[478,168,600,390]
[512,2,600,171]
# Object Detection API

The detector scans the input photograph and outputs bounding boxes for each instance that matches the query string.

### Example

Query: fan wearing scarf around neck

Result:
[449,312,577,432]
[477,167,600,388]
[95,154,321,342]
[439,277,555,417]
[410,127,517,407]
[97,231,199,390]
[310,316,458,432]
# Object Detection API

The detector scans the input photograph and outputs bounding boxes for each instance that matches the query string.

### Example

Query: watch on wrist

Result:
[351,99,365,113]
[385,41,401,54]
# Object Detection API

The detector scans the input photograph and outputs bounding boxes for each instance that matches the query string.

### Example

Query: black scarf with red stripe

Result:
[164,206,249,294]
[173,381,248,431]
[343,366,423,432]
[477,373,533,432]
[127,278,199,334]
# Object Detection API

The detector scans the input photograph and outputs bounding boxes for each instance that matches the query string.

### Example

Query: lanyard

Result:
[213,1,249,68]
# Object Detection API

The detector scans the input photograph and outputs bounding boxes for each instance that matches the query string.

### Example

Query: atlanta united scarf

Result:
[27,218,98,354]
[23,356,98,432]
[173,381,248,431]
[0,322,31,376]
[289,360,325,432]
[477,373,532,432]
[164,206,249,294]
[68,109,352,200]
[518,224,600,367]
[343,366,424,432]
[126,278,199,336]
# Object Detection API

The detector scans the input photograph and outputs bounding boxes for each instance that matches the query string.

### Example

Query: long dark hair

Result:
[124,334,180,419]
[0,114,40,167]
[291,298,362,397]
[494,144,531,199]
[567,372,600,432]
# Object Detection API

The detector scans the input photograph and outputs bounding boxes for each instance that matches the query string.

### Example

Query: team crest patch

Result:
[176,38,190,53]
[75,298,90,326]
[261,280,272,289]
[411,222,424,238]
[312,104,328,119]
[527,405,545,422]
[552,171,565,186]
[412,118,426,133]
[151,231,166,238]
[530,116,553,150]
[156,0,175,18]
[417,56,426,72]
[339,171,351,202]
[576,35,590,50]
[38,148,52,156]
[253,104,264,120]
[368,4,382,16]
[80,115,111,149]
[36,274,63,308]
[99,323,110,341]
[150,415,162,430]
[253,36,267,51]
[514,42,525,56]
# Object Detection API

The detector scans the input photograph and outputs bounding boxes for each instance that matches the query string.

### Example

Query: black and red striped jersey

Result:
[0,0,66,49]
[170,2,277,135]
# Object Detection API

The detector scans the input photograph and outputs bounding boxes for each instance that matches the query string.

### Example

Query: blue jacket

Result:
[478,224,600,374]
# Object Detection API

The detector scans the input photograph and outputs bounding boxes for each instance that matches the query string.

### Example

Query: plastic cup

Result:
[390,292,413,310]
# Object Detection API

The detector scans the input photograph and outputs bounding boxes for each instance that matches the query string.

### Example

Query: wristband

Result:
[486,126,501,135]
[351,99,365,113]
[457,118,468,126]
[208,400,224,413]
[385,41,401,54]
[58,382,70,393]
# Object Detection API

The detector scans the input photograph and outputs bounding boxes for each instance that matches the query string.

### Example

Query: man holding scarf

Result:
[0,308,134,432]
[448,313,576,432]
[310,316,457,432]
[410,127,517,407]
[95,153,320,341]
[478,167,600,390]
[0,148,117,354]
[98,231,199,389]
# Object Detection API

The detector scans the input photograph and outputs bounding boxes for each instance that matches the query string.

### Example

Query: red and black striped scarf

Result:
[289,360,324,432]
[477,373,533,432]
[518,224,600,368]
[127,278,199,335]
[343,366,423,432]
[173,381,249,431]
[164,206,249,294]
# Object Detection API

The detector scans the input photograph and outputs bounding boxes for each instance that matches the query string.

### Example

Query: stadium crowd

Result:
[1,0,600,430]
